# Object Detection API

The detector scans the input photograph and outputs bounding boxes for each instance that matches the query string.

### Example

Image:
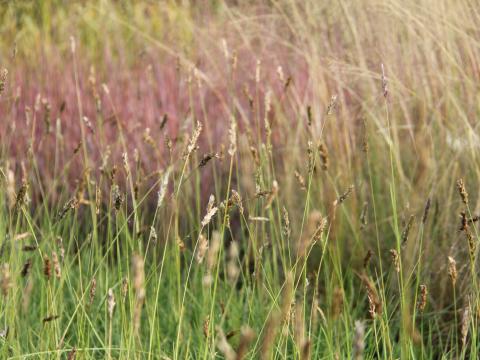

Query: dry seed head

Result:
[95,186,101,215]
[52,251,61,279]
[89,278,97,305]
[306,105,313,126]
[67,347,77,360]
[307,141,315,175]
[294,170,306,190]
[363,249,373,269]
[107,288,115,319]
[157,167,171,208]
[389,249,400,273]
[14,180,28,212]
[456,179,468,205]
[228,117,237,156]
[196,234,209,264]
[422,198,431,224]
[401,215,415,245]
[231,190,244,215]
[282,207,291,238]
[57,197,79,220]
[264,180,279,210]
[184,122,202,159]
[318,143,329,171]
[461,305,470,348]
[417,284,427,313]
[0,68,7,94]
[464,227,476,260]
[122,152,130,177]
[334,185,354,206]
[216,326,236,360]
[149,226,158,246]
[201,195,218,227]
[44,256,51,280]
[112,184,123,211]
[361,274,382,318]
[326,94,338,115]
[56,237,65,263]
[199,152,217,168]
[21,259,32,278]
[447,256,457,286]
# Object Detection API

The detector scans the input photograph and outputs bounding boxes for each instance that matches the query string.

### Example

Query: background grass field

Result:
[1,0,480,358]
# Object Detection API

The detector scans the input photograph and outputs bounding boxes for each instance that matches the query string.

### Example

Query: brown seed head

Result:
[457,179,468,205]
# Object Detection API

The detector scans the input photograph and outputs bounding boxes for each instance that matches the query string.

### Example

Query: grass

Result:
[1,0,480,358]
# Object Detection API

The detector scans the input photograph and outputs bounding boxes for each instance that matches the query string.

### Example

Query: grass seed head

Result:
[456,179,468,205]
[447,256,457,287]
[107,288,115,319]
[0,68,7,94]
[418,284,428,313]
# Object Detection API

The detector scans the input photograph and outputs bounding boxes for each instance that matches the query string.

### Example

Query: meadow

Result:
[0,0,480,358]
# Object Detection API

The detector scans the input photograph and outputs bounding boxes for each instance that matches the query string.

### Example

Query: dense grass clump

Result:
[1,0,480,358]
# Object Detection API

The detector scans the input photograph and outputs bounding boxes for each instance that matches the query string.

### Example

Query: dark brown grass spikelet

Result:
[203,315,210,339]
[422,198,431,224]
[360,273,382,318]
[44,257,51,279]
[21,259,32,277]
[401,215,414,245]
[363,250,373,269]
[22,244,37,252]
[0,68,7,94]
[456,179,468,205]
[459,211,468,231]
[89,278,97,305]
[318,143,329,171]
[306,105,313,126]
[334,185,354,206]
[417,284,427,313]
[14,181,28,213]
[199,152,217,168]
[67,347,76,360]
[159,113,168,130]
[57,197,79,221]
[43,315,59,324]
